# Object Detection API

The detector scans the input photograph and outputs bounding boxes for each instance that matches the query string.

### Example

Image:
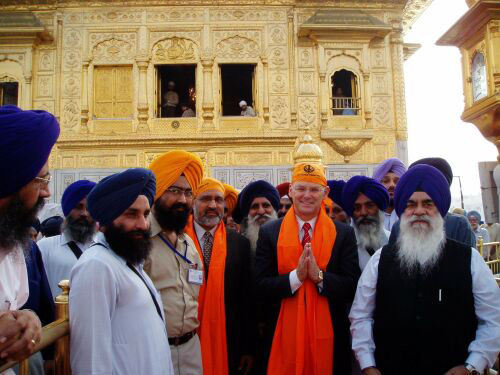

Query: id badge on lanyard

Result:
[159,234,204,285]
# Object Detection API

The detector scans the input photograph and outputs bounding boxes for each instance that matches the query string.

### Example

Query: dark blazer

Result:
[254,218,360,375]
[204,229,257,374]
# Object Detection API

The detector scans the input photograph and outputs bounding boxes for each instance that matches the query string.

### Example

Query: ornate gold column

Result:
[80,58,90,133]
[319,72,329,127]
[363,71,372,124]
[201,52,215,126]
[136,56,150,133]
[262,54,270,123]
[390,25,408,143]
[288,9,297,126]
[24,74,32,109]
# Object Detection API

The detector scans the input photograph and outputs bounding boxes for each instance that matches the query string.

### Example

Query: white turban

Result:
[239,100,247,108]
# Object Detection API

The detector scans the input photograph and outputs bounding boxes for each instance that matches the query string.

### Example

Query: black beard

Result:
[104,224,152,265]
[0,195,45,251]
[64,215,96,244]
[154,201,190,234]
[389,198,394,208]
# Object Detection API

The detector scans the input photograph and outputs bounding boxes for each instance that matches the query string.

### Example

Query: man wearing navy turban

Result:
[69,168,174,375]
[327,180,349,224]
[38,180,97,298]
[0,105,59,365]
[233,180,280,253]
[372,157,407,231]
[342,176,390,270]
[350,165,500,375]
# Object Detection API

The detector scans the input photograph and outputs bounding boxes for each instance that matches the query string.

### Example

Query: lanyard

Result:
[158,233,192,265]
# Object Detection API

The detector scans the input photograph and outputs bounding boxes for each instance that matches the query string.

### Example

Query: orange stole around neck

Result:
[185,216,229,375]
[267,206,336,375]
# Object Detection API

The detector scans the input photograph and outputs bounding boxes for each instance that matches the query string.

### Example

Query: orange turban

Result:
[149,150,204,201]
[292,163,327,187]
[323,196,333,210]
[223,183,238,215]
[196,177,225,196]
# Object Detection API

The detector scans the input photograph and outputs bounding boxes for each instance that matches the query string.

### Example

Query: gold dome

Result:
[293,131,323,165]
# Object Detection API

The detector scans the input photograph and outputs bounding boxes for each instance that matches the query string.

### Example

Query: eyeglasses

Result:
[292,186,325,195]
[165,186,194,198]
[197,196,225,205]
[35,174,52,187]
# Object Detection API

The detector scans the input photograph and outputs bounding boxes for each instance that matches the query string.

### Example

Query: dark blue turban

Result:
[232,180,280,224]
[327,180,346,209]
[40,216,63,237]
[394,164,451,218]
[61,180,97,217]
[341,176,390,217]
[87,168,156,226]
[0,105,60,198]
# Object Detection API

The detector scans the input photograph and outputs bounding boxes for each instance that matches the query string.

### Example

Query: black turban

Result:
[327,180,347,209]
[232,180,280,224]
[409,157,453,186]
[87,168,156,226]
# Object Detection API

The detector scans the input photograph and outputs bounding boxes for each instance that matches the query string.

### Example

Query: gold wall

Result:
[0,0,431,195]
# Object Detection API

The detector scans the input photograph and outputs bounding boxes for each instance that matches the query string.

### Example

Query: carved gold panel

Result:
[93,65,133,119]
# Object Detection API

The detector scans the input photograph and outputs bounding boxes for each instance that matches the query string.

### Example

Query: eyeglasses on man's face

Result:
[35,174,52,187]
[166,186,194,198]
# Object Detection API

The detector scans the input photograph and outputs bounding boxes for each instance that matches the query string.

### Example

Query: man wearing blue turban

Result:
[38,180,97,299]
[327,180,349,224]
[0,105,59,365]
[350,165,500,375]
[372,157,407,231]
[342,176,390,270]
[69,168,174,375]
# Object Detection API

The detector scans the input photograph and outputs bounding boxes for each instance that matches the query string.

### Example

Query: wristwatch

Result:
[465,363,479,375]
[318,270,323,282]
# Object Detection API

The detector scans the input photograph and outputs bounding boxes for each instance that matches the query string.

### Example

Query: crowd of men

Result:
[0,105,499,375]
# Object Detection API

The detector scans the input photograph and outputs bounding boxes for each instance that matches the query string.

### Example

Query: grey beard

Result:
[244,211,278,253]
[64,216,96,244]
[397,214,446,275]
[354,211,386,251]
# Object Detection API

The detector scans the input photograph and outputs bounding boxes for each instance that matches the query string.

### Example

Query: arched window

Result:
[331,69,359,116]
[0,78,19,106]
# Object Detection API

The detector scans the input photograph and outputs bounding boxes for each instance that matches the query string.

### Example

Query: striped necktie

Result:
[302,222,311,247]
[202,231,213,268]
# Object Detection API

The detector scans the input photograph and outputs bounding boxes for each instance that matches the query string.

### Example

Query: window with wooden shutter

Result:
[93,66,133,119]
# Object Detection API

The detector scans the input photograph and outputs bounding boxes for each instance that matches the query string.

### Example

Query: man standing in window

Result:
[163,81,179,118]
[145,150,205,375]
[239,100,256,117]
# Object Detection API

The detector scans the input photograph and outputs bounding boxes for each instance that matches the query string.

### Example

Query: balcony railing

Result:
[0,281,70,375]
[332,97,360,116]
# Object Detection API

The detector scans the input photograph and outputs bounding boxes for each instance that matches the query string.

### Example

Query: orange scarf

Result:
[185,216,229,375]
[267,206,336,375]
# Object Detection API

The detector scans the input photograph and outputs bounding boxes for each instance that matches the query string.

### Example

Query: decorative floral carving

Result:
[210,9,269,21]
[62,100,80,130]
[299,48,313,67]
[269,25,286,44]
[39,52,53,71]
[371,48,385,68]
[326,139,369,163]
[153,37,196,62]
[299,72,314,95]
[147,9,204,23]
[271,96,289,128]
[64,29,82,48]
[299,98,316,128]
[92,38,135,63]
[63,75,80,98]
[84,10,141,24]
[63,50,81,71]
[216,36,260,59]
[270,47,286,66]
[373,74,387,94]
[234,170,273,189]
[37,76,52,98]
[373,97,391,128]
[271,72,286,93]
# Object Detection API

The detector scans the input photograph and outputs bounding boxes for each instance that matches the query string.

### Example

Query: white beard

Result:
[354,211,386,251]
[397,214,446,275]
[245,211,278,253]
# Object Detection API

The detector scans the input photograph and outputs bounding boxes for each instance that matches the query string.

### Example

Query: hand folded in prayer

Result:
[444,365,473,375]
[305,244,322,284]
[297,244,309,282]
[238,354,254,375]
[0,310,42,361]
[362,367,382,375]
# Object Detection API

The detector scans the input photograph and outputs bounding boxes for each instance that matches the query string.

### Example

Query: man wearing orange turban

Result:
[222,183,239,232]
[145,150,205,375]
[185,178,256,375]
[255,163,360,375]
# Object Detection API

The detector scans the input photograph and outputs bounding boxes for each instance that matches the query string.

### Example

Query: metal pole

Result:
[454,175,464,209]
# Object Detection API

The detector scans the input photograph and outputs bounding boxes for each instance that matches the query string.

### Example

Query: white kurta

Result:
[349,248,500,372]
[0,246,29,375]
[38,231,95,299]
[383,210,398,232]
[69,233,174,375]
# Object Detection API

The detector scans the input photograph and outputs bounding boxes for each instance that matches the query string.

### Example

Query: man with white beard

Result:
[342,176,390,270]
[232,180,280,254]
[350,165,500,375]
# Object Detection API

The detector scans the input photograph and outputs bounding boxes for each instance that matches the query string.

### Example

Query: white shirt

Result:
[356,228,390,271]
[164,91,179,107]
[383,210,398,232]
[349,248,500,372]
[70,232,173,375]
[193,220,217,248]
[290,215,318,293]
[38,231,95,299]
[0,247,29,375]
[240,106,256,117]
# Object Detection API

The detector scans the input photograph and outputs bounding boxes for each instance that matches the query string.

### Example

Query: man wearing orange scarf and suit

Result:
[145,150,205,375]
[255,163,360,375]
[185,178,256,375]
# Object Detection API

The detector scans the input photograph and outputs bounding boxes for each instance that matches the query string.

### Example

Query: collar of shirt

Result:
[193,219,217,247]
[60,229,96,247]
[295,215,318,242]
[150,213,189,250]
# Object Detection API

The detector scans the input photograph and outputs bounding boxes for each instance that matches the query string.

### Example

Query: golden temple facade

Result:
[0,0,430,202]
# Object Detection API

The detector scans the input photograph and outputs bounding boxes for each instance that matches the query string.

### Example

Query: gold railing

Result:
[0,280,70,375]
[332,96,360,115]
[476,238,500,261]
